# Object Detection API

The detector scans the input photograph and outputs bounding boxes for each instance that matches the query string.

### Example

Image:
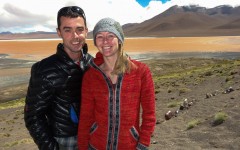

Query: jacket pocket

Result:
[90,122,98,135]
[130,126,139,141]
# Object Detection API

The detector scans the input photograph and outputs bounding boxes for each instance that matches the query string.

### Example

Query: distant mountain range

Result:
[122,5,240,37]
[0,31,59,40]
[1,5,240,40]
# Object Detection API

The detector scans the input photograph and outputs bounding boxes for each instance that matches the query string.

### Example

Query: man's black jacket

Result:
[24,43,92,150]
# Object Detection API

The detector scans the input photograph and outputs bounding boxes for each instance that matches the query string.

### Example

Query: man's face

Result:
[57,16,88,54]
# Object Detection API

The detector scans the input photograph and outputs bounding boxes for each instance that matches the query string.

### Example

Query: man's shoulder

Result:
[41,54,58,63]
[31,54,58,71]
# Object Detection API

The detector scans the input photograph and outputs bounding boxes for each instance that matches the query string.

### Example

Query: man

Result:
[24,6,92,150]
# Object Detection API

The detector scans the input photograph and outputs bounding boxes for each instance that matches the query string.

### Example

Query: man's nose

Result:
[73,32,79,38]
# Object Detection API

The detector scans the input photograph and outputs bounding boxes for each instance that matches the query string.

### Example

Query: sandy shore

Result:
[1,36,240,61]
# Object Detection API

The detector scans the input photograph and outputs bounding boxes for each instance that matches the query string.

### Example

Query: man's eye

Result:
[77,28,84,32]
[64,29,71,32]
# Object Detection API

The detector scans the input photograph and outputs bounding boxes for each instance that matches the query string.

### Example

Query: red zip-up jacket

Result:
[78,53,156,150]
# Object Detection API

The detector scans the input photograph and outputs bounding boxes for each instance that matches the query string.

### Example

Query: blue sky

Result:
[0,0,240,33]
[137,0,170,7]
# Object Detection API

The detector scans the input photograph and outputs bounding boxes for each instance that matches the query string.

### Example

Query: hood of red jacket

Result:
[94,52,104,66]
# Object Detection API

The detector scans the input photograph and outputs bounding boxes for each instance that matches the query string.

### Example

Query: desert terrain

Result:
[0,36,240,150]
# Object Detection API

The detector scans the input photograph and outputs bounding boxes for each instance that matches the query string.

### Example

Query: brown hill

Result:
[123,5,240,37]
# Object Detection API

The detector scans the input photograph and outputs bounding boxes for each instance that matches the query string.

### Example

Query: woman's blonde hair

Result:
[112,43,136,75]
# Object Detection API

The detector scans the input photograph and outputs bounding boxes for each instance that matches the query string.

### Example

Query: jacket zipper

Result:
[110,80,116,150]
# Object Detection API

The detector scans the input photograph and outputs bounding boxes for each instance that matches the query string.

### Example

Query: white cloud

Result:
[0,0,239,33]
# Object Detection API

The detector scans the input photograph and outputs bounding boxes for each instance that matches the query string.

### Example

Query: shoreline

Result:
[1,36,240,61]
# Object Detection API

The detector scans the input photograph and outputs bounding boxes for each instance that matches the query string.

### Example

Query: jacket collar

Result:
[56,43,71,61]
[93,52,104,66]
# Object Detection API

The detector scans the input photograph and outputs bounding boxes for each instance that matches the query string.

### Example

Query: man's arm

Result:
[24,63,58,150]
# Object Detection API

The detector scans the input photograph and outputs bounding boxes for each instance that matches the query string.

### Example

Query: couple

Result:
[24,6,156,150]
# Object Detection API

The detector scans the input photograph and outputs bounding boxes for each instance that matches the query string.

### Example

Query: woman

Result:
[78,17,156,150]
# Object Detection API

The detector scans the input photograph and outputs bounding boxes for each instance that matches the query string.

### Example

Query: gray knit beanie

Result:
[93,17,124,45]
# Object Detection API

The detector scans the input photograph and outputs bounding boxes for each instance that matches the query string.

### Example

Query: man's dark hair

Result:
[57,6,87,28]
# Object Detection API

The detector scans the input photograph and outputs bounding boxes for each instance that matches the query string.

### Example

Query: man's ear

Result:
[56,28,62,38]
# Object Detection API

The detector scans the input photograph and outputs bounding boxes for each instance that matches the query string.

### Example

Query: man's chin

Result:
[71,45,83,53]
[72,49,82,53]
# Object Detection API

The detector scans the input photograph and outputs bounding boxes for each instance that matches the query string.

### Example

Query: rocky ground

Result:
[145,58,240,150]
[0,58,240,150]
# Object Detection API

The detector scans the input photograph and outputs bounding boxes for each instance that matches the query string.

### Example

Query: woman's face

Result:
[95,32,119,58]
